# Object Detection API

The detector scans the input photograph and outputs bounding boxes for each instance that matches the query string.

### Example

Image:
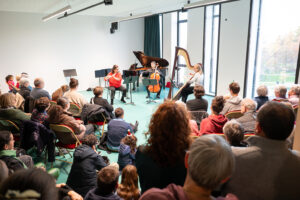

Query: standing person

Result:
[117,165,140,200]
[180,63,203,103]
[63,78,87,108]
[141,61,162,99]
[30,78,51,100]
[104,65,127,105]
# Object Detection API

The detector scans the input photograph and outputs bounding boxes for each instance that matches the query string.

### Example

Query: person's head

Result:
[186,135,235,191]
[97,166,119,195]
[34,78,44,88]
[0,93,16,108]
[81,135,98,149]
[0,168,58,200]
[56,97,70,111]
[61,85,69,93]
[115,107,124,118]
[211,96,225,115]
[288,85,300,97]
[193,63,202,73]
[93,86,104,97]
[121,135,137,154]
[256,85,268,97]
[193,85,205,99]
[69,78,79,89]
[21,72,29,78]
[229,82,240,95]
[147,100,191,166]
[16,76,21,82]
[47,105,64,123]
[19,78,30,88]
[0,131,14,151]
[256,101,295,140]
[129,64,136,71]
[118,165,139,199]
[274,85,287,98]
[240,98,256,114]
[35,97,50,112]
[0,160,8,184]
[223,120,244,146]
[151,61,157,69]
[112,65,119,74]
[5,75,13,83]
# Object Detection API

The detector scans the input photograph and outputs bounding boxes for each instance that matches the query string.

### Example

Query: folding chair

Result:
[225,110,243,120]
[68,102,82,120]
[88,112,107,138]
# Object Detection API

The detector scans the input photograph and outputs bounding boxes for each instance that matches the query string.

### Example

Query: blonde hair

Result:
[0,93,16,108]
[117,165,140,200]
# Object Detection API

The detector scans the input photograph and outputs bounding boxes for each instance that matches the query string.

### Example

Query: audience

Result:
[0,160,8,184]
[140,135,236,200]
[222,101,300,199]
[186,85,208,111]
[235,98,257,133]
[31,97,50,124]
[221,82,242,115]
[52,84,69,101]
[5,75,16,93]
[200,96,228,134]
[91,86,114,117]
[67,135,107,197]
[18,78,31,99]
[136,101,191,193]
[64,78,87,108]
[117,165,140,200]
[288,84,300,106]
[272,85,288,102]
[254,85,269,110]
[84,166,121,200]
[117,134,137,171]
[223,120,247,147]
[30,78,51,100]
[15,75,21,88]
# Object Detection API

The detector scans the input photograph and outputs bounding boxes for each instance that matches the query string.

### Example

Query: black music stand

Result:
[142,79,159,104]
[95,69,110,87]
[63,69,77,84]
[123,70,138,105]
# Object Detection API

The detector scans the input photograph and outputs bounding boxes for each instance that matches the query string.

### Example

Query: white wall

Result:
[0,11,144,93]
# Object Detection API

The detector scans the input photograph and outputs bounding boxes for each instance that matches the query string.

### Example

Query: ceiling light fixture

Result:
[42,5,71,22]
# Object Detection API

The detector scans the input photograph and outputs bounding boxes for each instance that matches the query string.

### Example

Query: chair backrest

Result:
[189,111,209,125]
[0,120,20,134]
[68,102,82,117]
[225,110,243,119]
[49,124,80,146]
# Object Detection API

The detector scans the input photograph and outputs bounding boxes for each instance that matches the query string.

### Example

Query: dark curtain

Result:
[144,15,161,58]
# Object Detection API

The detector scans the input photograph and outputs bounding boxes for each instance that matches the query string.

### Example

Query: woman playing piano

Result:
[180,63,203,103]
[104,65,127,105]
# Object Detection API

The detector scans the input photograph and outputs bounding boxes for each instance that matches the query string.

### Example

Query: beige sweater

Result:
[63,90,87,108]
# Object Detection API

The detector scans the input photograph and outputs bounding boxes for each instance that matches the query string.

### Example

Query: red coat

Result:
[106,72,122,88]
[200,115,228,135]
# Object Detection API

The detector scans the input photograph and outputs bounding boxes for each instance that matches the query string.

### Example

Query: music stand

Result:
[142,79,159,104]
[123,70,138,105]
[63,69,77,84]
[95,69,110,87]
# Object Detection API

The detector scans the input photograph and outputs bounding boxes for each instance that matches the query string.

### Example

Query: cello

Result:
[148,64,161,93]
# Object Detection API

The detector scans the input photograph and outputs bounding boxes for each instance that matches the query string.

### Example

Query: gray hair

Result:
[256,85,268,96]
[241,98,256,111]
[289,85,300,96]
[34,78,43,87]
[19,78,30,87]
[274,85,287,98]
[188,135,235,190]
[223,120,244,146]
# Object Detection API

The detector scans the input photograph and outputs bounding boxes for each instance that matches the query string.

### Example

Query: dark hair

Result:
[93,86,103,97]
[5,75,13,83]
[0,131,12,150]
[121,135,137,154]
[194,85,205,99]
[257,101,295,140]
[97,166,119,195]
[111,65,119,73]
[69,78,79,89]
[129,64,137,71]
[229,82,240,94]
[115,107,124,118]
[56,97,69,109]
[47,105,64,123]
[0,168,58,200]
[35,97,50,112]
[211,96,225,114]
[82,135,98,147]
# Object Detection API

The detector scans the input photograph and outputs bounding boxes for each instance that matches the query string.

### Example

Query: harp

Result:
[167,47,202,100]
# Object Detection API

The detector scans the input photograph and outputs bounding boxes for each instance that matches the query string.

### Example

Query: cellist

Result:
[141,61,162,99]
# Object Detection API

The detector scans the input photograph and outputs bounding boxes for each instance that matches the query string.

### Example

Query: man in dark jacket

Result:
[67,134,107,197]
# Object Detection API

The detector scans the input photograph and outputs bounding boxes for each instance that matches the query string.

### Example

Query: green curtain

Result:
[144,15,161,58]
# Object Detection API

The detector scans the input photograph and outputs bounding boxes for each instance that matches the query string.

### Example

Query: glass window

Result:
[159,14,163,58]
[177,11,188,84]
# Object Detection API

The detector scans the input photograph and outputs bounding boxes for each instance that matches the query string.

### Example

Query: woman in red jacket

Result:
[200,96,228,135]
[105,65,126,105]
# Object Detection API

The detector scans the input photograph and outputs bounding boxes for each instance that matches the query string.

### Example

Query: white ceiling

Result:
[0,0,201,17]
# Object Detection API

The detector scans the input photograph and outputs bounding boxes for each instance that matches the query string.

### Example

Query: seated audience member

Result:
[20,72,32,91]
[140,135,236,200]
[288,84,300,106]
[85,166,121,200]
[272,85,288,102]
[30,78,51,100]
[223,120,247,147]
[64,78,87,108]
[0,93,30,127]
[15,75,21,89]
[118,134,137,171]
[222,101,300,199]
[235,98,257,133]
[254,85,269,110]
[47,101,94,140]
[186,85,208,111]
[106,108,138,151]
[5,75,16,93]
[31,97,50,124]
[52,84,69,101]
[0,131,34,173]
[90,86,114,117]
[67,135,107,197]
[221,82,242,115]
[15,92,25,110]
[200,96,228,135]
[18,78,31,100]
[117,165,140,200]
[136,101,191,193]
[0,160,8,184]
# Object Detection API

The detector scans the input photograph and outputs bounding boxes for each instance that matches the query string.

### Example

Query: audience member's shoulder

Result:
[140,184,187,200]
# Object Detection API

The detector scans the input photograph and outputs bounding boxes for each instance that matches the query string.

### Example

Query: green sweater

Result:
[0,108,30,127]
[0,149,27,168]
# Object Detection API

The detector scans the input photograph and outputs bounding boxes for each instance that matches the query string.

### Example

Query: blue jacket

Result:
[107,118,132,148]
[117,143,136,170]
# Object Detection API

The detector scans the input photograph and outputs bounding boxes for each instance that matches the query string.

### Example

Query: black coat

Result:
[67,144,107,197]
[81,104,111,125]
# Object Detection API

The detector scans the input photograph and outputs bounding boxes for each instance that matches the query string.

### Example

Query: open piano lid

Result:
[133,51,169,68]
